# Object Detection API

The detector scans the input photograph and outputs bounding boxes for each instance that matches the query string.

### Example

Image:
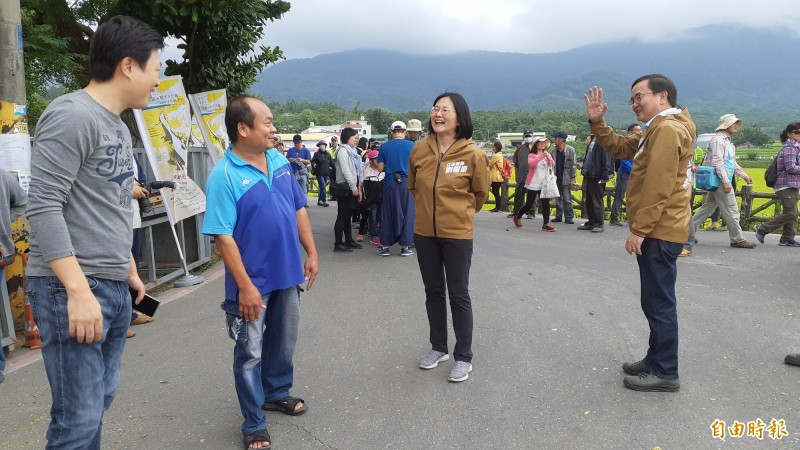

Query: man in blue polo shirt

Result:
[202,96,319,450]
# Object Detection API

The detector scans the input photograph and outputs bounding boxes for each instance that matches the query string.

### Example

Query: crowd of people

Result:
[2,13,799,450]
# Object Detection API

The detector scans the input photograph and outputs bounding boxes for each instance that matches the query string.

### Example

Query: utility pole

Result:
[0,0,26,105]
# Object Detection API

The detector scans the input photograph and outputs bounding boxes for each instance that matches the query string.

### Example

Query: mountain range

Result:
[254,25,800,131]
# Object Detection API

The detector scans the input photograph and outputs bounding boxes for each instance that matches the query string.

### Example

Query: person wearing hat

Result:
[407,119,424,143]
[376,121,415,256]
[311,140,334,207]
[681,113,756,256]
[511,130,537,219]
[550,131,578,224]
[287,134,312,207]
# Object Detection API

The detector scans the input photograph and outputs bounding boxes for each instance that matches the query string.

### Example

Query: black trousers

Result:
[512,180,531,216]
[515,190,550,224]
[414,234,474,363]
[584,178,606,226]
[490,181,503,210]
[334,190,356,245]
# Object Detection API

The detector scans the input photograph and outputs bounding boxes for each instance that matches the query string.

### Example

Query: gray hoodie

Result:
[0,170,27,257]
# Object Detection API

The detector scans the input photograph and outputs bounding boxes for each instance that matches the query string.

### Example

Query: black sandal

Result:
[243,429,270,449]
[262,396,307,416]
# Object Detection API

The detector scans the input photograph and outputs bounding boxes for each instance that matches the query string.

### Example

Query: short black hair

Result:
[340,127,359,144]
[428,92,473,140]
[225,96,258,145]
[627,123,641,133]
[780,122,800,143]
[357,137,369,149]
[631,74,678,108]
[89,16,164,82]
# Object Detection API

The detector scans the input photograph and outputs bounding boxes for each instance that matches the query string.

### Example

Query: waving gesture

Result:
[584,86,608,124]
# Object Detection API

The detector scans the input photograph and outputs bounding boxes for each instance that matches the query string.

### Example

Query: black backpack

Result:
[764,156,779,188]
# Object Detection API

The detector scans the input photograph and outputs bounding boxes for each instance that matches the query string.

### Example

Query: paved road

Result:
[2,206,799,449]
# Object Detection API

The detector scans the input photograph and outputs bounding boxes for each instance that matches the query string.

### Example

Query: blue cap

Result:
[551,131,568,140]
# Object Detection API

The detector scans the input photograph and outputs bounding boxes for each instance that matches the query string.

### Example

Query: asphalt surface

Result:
[1,205,799,449]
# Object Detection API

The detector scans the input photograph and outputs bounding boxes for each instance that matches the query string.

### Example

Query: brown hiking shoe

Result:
[730,240,757,249]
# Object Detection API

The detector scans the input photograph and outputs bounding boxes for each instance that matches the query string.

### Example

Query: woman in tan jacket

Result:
[408,92,489,383]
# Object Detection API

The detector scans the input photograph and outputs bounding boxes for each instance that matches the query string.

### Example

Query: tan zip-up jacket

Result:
[408,136,489,239]
[590,109,696,244]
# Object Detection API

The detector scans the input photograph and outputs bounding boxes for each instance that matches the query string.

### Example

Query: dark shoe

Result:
[779,238,800,247]
[730,239,756,249]
[609,220,623,227]
[622,358,650,376]
[541,223,557,232]
[565,220,574,224]
[577,223,595,230]
[754,224,766,243]
[304,204,309,208]
[343,241,363,249]
[262,396,307,416]
[552,217,562,222]
[0,372,4,383]
[623,372,680,392]
[785,353,800,367]
[591,226,605,233]
[490,208,500,212]
[323,203,330,207]
[334,244,353,253]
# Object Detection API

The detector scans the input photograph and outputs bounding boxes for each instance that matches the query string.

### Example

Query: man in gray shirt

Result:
[0,169,27,384]
[26,16,162,449]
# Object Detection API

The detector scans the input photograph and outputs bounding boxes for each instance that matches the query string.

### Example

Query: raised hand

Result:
[584,86,608,123]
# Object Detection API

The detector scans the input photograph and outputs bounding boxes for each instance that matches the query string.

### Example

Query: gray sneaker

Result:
[418,350,449,369]
[447,361,473,382]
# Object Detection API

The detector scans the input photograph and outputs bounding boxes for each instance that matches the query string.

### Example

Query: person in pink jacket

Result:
[512,137,556,231]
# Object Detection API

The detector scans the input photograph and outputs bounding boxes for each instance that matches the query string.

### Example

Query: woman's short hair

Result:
[340,127,359,144]
[428,92,474,140]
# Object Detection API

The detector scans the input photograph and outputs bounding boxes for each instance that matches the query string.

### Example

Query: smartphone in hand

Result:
[129,288,160,317]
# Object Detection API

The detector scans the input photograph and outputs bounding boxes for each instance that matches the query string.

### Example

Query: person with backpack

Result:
[488,140,506,212]
[680,114,757,256]
[754,122,800,247]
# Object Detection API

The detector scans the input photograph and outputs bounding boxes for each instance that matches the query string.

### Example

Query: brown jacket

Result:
[590,109,696,244]
[408,136,490,239]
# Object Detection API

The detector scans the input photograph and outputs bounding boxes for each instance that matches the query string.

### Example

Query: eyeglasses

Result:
[628,92,658,105]
[431,106,453,115]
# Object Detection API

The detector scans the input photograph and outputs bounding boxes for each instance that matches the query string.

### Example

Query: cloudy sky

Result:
[253,0,798,59]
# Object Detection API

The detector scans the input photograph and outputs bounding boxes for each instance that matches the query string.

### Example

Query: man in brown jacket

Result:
[585,74,696,392]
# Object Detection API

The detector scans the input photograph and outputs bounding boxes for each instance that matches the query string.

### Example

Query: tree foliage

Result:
[732,124,773,147]
[22,0,290,100]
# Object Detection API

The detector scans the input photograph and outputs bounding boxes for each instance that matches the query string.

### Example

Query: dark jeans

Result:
[611,171,629,221]
[357,201,370,235]
[334,189,356,245]
[584,178,606,226]
[761,187,799,240]
[490,181,503,210]
[636,238,682,379]
[515,190,550,224]
[414,235,474,363]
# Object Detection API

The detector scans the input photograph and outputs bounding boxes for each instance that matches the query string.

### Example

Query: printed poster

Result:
[133,76,206,223]
[188,89,228,164]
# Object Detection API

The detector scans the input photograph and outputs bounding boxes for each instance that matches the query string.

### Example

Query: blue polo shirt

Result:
[202,149,307,301]
[377,138,414,188]
[286,146,311,173]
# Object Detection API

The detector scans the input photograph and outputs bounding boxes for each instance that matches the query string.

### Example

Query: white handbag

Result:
[540,167,560,199]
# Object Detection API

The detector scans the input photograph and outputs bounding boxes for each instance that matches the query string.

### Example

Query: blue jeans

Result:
[222,286,301,435]
[636,238,682,379]
[316,175,329,203]
[611,171,629,221]
[295,172,309,195]
[369,202,382,236]
[553,183,574,221]
[28,276,131,450]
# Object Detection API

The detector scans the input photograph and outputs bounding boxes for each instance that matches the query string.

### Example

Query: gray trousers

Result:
[686,188,744,248]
